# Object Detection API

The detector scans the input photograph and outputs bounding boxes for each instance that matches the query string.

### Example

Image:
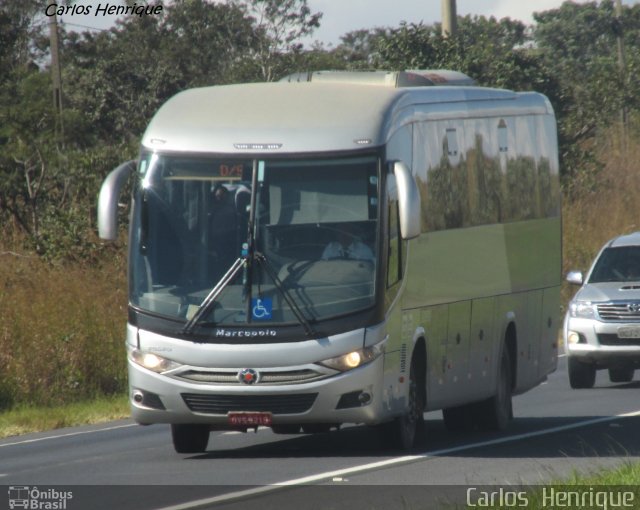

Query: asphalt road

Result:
[2,355,639,510]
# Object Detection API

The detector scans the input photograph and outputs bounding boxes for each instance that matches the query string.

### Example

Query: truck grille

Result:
[597,334,640,347]
[597,303,640,321]
[181,393,318,415]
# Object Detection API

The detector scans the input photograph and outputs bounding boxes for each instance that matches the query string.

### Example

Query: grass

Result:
[561,130,640,306]
[0,250,128,410]
[475,463,640,510]
[0,394,129,439]
[0,247,129,439]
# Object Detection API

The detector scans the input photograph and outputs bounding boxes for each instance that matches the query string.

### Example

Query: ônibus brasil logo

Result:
[8,486,73,509]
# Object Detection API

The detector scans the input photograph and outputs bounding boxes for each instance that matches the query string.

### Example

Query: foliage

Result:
[0,394,128,439]
[234,0,323,81]
[61,0,257,144]
[0,70,56,252]
[0,0,41,71]
[371,15,539,87]
[0,255,127,409]
[534,0,640,193]
[333,28,389,69]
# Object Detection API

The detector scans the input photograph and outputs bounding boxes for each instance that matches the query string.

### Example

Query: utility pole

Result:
[614,0,627,145]
[48,12,64,146]
[442,0,457,37]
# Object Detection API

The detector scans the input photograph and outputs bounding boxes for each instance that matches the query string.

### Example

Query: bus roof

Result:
[141,81,553,155]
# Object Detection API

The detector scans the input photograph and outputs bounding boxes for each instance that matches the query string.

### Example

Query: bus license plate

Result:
[228,412,272,427]
[618,326,640,338]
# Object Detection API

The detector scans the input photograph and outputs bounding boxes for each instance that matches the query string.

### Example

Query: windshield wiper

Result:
[255,251,315,338]
[182,252,315,337]
[183,159,315,338]
[182,257,245,334]
[184,160,260,335]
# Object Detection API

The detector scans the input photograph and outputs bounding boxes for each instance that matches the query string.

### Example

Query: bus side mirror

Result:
[393,161,421,240]
[98,160,136,240]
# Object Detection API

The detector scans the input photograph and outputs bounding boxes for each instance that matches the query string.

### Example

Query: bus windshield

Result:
[130,153,380,328]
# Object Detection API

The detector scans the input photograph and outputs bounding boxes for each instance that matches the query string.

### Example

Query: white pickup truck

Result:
[564,232,640,388]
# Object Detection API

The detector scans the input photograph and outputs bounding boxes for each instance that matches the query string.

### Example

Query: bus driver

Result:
[321,224,374,262]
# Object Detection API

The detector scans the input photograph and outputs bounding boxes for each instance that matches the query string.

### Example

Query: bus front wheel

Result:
[171,424,210,453]
[379,354,426,450]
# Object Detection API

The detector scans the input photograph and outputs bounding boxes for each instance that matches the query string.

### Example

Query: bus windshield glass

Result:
[130,153,380,327]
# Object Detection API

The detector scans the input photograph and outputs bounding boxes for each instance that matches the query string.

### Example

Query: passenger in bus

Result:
[321,224,374,262]
[210,185,238,274]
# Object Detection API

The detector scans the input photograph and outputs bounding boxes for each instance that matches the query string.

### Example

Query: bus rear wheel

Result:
[171,424,210,453]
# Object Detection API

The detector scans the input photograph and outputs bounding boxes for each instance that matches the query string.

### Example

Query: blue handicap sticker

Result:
[251,297,272,320]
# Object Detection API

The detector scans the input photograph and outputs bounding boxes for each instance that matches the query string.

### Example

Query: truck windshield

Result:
[130,153,379,327]
[589,246,640,283]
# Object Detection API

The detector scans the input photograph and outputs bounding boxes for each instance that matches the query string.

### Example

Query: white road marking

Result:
[156,409,640,510]
[0,423,137,448]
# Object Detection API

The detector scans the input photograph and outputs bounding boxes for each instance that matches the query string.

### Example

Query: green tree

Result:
[235,0,322,81]
[0,0,134,257]
[534,1,640,190]
[0,0,52,251]
[331,28,389,69]
[373,15,556,94]
[61,0,257,144]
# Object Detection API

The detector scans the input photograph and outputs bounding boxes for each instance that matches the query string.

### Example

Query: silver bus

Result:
[98,70,561,453]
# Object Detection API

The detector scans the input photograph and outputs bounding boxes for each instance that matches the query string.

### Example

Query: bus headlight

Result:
[128,348,181,374]
[318,340,386,372]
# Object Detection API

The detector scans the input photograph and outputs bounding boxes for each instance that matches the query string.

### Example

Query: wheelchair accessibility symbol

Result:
[252,297,272,320]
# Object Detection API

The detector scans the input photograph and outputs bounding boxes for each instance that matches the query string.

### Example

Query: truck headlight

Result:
[566,331,582,344]
[569,302,596,319]
[318,339,386,372]
[128,348,181,373]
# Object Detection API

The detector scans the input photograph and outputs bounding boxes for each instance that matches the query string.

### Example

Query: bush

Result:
[562,126,640,307]
[0,251,127,409]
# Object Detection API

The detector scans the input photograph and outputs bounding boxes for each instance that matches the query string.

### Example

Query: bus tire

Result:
[477,346,513,431]
[379,353,426,450]
[568,357,596,389]
[171,424,210,453]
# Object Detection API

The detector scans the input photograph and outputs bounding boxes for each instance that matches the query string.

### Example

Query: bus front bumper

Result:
[127,355,394,428]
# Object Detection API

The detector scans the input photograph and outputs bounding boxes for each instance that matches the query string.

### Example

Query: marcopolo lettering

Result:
[215,329,277,338]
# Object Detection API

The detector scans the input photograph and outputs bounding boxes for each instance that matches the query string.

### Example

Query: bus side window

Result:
[387,201,402,288]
